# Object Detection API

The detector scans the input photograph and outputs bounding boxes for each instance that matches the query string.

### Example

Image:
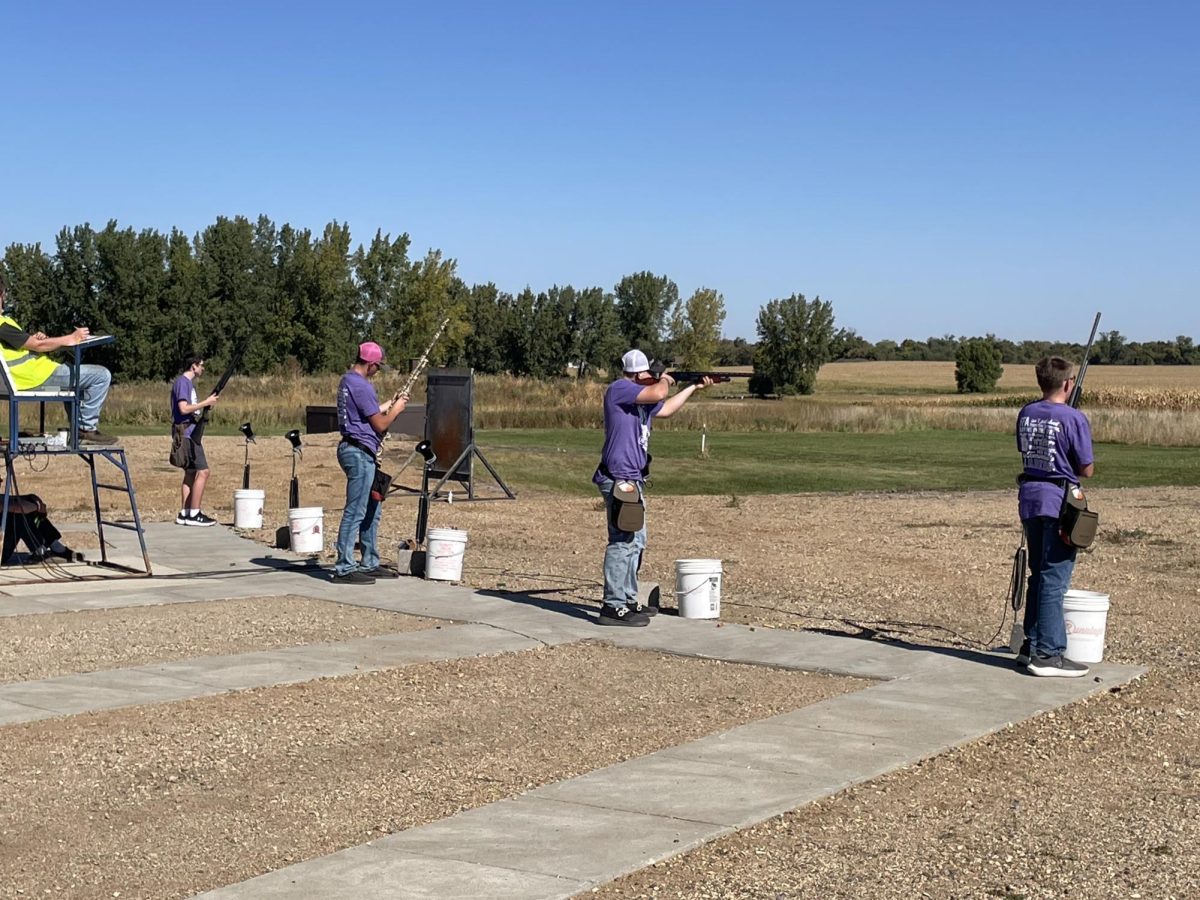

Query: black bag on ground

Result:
[1059,488,1099,549]
[610,480,644,532]
[169,424,189,469]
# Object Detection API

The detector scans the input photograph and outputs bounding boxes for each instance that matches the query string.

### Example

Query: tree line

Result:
[3,216,1194,396]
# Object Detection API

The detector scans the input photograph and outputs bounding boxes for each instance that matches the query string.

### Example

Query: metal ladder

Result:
[84,447,153,575]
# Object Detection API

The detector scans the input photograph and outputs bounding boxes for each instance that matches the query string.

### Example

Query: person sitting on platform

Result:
[1,489,83,565]
[0,273,116,446]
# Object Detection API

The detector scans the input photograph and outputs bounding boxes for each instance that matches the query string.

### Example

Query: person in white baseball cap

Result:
[591,349,712,625]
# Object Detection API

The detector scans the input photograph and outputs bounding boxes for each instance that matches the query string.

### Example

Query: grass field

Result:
[8,362,1200,449]
[476,428,1200,495]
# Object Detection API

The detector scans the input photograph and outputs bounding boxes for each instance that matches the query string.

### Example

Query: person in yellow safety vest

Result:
[0,273,116,446]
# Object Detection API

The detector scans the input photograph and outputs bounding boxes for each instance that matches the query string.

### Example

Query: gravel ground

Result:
[8,437,1200,897]
[0,596,434,683]
[0,644,857,899]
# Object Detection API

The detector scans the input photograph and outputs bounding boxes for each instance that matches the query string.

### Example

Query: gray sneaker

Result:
[1027,655,1089,678]
[1015,640,1031,667]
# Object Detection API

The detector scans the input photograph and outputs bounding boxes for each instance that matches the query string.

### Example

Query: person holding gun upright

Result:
[0,274,115,445]
[331,341,409,585]
[1016,356,1095,677]
[171,355,221,526]
[592,350,712,625]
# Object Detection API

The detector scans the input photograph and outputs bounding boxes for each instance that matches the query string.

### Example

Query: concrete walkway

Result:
[0,523,1144,900]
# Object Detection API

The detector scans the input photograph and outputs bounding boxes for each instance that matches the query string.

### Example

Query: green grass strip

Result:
[476,428,1200,496]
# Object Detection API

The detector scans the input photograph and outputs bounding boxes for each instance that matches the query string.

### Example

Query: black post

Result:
[289,454,300,508]
[416,462,431,545]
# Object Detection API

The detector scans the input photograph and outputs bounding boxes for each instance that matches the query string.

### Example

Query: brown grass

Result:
[8,363,1200,445]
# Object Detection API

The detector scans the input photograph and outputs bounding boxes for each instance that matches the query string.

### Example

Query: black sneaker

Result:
[1027,655,1089,678]
[627,602,658,617]
[79,429,118,446]
[597,604,650,627]
[183,512,217,527]
[362,564,400,578]
[1015,640,1031,667]
[48,546,85,563]
[331,570,376,585]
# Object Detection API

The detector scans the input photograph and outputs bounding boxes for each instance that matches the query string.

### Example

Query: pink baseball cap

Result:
[359,341,384,364]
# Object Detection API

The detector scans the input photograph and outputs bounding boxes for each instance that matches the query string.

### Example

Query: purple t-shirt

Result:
[171,374,199,438]
[593,378,663,484]
[338,371,382,454]
[1016,399,1094,520]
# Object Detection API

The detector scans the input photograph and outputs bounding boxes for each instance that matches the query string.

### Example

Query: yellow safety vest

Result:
[0,314,61,390]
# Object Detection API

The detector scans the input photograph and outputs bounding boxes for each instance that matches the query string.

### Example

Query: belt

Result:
[1016,474,1070,487]
[340,436,378,458]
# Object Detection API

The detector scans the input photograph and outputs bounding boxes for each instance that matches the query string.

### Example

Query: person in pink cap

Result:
[331,341,409,585]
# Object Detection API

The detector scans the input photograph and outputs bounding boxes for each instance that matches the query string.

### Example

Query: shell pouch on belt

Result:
[169,424,189,469]
[370,468,394,502]
[1059,486,1098,549]
[611,480,644,532]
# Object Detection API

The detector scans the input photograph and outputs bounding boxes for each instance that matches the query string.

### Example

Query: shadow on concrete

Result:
[473,588,599,623]
[806,625,1021,671]
[247,556,333,581]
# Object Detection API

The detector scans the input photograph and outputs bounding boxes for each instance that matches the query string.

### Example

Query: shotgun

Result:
[189,343,245,445]
[668,370,752,385]
[1067,313,1101,408]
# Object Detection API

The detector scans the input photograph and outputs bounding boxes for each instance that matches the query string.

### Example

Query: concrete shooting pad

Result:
[0,522,1145,899]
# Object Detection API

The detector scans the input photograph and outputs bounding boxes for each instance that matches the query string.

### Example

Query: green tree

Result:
[161,228,207,376]
[615,271,677,358]
[526,286,575,377]
[353,229,411,346]
[462,282,508,374]
[954,337,1003,393]
[754,293,836,395]
[2,242,56,325]
[94,221,170,379]
[669,287,725,369]
[572,287,624,379]
[715,336,755,366]
[394,249,465,366]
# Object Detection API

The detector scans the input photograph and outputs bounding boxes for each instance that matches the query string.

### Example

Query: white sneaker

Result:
[1027,655,1089,678]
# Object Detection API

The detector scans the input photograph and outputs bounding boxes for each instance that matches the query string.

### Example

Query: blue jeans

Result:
[598,479,647,611]
[1023,516,1077,658]
[42,363,111,431]
[335,442,382,576]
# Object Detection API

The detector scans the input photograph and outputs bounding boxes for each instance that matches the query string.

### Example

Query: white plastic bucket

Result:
[233,489,265,529]
[675,559,723,619]
[288,506,324,554]
[1064,589,1110,663]
[426,528,468,581]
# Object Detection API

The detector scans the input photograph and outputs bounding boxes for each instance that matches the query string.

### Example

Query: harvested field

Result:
[5,437,1200,897]
[0,644,860,899]
[0,596,434,684]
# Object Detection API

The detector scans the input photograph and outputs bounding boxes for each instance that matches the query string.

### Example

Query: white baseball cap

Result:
[621,349,650,373]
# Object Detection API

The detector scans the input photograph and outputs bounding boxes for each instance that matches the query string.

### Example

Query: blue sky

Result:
[3,1,1195,343]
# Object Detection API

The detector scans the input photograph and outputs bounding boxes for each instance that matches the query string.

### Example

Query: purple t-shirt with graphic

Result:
[338,371,382,453]
[593,378,663,484]
[1016,399,1094,520]
[171,374,199,438]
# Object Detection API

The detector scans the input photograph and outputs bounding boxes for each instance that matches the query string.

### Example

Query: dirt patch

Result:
[0,643,861,899]
[10,439,1200,897]
[0,596,434,684]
